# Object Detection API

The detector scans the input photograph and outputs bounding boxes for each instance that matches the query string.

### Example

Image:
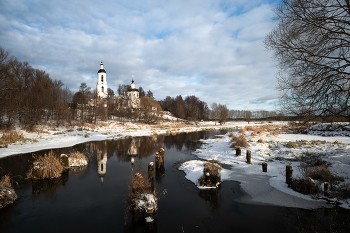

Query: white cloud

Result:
[0,0,280,110]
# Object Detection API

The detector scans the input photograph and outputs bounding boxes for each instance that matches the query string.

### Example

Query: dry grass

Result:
[69,151,86,160]
[0,174,17,208]
[126,163,162,223]
[129,164,152,196]
[283,141,298,148]
[290,178,321,195]
[301,164,344,183]
[0,175,12,188]
[198,161,222,187]
[0,131,24,145]
[239,128,247,134]
[27,151,64,180]
[257,138,264,143]
[229,133,250,148]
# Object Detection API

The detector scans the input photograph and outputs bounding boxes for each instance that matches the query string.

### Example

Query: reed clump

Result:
[198,161,222,187]
[0,175,12,188]
[0,131,24,145]
[27,151,64,180]
[229,133,249,148]
[301,164,344,183]
[0,175,18,209]
[127,164,158,223]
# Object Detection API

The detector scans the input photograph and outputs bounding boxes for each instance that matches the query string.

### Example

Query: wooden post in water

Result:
[324,182,329,196]
[286,165,293,186]
[246,150,251,163]
[155,148,165,184]
[262,163,267,172]
[236,147,241,156]
[148,162,154,179]
[148,162,155,191]
[204,167,211,187]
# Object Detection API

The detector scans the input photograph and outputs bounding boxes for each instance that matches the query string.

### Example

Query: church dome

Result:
[97,61,106,74]
[128,77,139,92]
[98,69,106,74]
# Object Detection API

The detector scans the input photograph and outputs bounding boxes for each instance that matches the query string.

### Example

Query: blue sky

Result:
[0,0,281,111]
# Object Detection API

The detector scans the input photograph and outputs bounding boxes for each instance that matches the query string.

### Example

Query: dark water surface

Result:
[0,129,349,233]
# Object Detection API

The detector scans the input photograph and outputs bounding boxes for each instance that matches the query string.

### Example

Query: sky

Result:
[0,0,281,111]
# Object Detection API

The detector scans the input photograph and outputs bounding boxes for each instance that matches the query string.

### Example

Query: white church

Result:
[96,62,140,109]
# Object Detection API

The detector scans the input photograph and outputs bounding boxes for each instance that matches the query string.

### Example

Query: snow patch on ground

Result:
[303,123,350,137]
[182,127,350,209]
[179,160,233,189]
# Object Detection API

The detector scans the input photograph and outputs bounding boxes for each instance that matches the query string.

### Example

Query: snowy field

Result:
[179,123,350,210]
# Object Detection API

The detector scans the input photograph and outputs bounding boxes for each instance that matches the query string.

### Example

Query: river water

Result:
[0,129,349,232]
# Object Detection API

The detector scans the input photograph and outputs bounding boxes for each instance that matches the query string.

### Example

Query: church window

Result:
[101,75,104,82]
[101,164,104,172]
[101,86,104,93]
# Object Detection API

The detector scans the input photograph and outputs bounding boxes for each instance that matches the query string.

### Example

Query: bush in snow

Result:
[26,151,63,179]
[127,165,157,223]
[301,163,344,184]
[228,133,249,148]
[198,161,221,188]
[60,151,88,167]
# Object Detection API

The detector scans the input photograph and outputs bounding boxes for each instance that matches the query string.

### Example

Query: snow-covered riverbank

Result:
[180,124,350,210]
[0,120,249,158]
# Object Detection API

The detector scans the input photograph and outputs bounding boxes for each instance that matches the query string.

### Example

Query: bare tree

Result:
[138,96,162,123]
[211,103,219,123]
[245,111,252,124]
[265,0,350,121]
[218,104,229,124]
[78,83,91,124]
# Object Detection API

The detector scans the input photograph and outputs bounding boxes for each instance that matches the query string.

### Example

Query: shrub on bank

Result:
[0,131,24,146]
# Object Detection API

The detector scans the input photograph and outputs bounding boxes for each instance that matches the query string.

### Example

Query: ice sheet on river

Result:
[180,160,332,209]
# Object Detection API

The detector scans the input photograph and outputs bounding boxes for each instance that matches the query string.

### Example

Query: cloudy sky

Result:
[0,0,281,111]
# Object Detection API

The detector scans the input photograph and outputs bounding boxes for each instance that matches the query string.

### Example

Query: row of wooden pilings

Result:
[235,147,276,173]
[145,148,165,233]
[236,147,329,195]
[148,148,165,181]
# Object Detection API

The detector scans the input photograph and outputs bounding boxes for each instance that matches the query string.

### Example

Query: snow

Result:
[3,120,349,209]
[180,125,350,209]
[303,123,350,137]
[0,120,247,158]
[135,194,157,212]
[0,187,18,209]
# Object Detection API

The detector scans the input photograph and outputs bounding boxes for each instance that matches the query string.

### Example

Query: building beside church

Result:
[95,62,140,109]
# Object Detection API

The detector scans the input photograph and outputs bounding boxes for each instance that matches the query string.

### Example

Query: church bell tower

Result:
[97,62,108,98]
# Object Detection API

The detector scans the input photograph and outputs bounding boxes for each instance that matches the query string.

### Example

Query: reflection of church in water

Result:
[128,137,141,162]
[94,136,162,183]
[97,150,107,183]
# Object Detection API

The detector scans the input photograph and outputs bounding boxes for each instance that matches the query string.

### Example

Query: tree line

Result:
[0,45,283,129]
[0,47,72,129]
[0,46,163,129]
[159,95,209,121]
